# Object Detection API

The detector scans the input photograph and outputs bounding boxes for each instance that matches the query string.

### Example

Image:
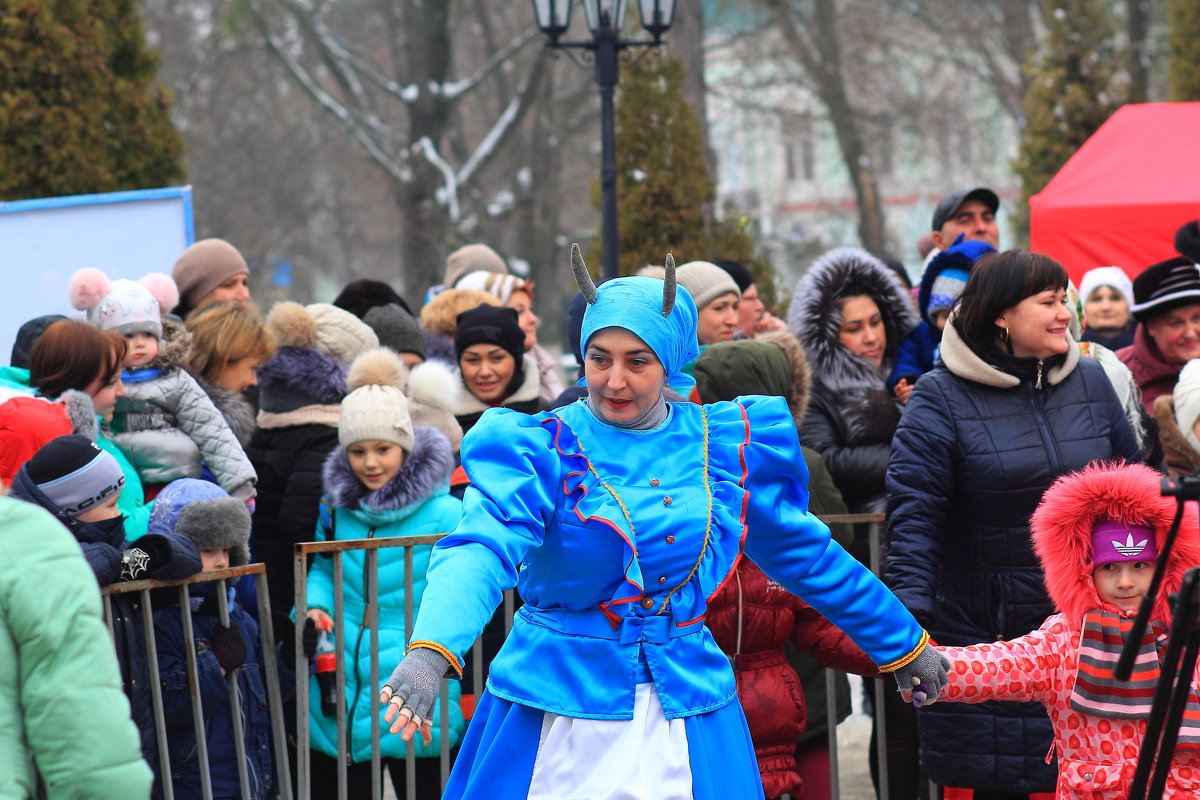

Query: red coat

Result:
[707,558,880,798]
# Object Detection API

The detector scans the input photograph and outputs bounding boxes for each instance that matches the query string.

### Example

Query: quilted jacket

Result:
[112,318,256,498]
[886,320,1142,792]
[936,463,1200,799]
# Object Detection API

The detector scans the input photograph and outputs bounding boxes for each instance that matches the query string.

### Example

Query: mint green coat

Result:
[0,498,152,799]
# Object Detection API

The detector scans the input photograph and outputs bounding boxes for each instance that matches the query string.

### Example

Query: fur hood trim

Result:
[939,310,1080,388]
[1154,394,1200,476]
[787,247,919,394]
[453,353,541,416]
[322,426,453,514]
[1031,462,1200,630]
[756,329,812,421]
[257,404,342,430]
[266,301,318,349]
[61,389,99,442]
[257,345,348,407]
[149,316,192,370]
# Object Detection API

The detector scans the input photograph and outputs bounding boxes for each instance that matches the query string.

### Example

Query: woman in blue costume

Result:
[379,245,949,800]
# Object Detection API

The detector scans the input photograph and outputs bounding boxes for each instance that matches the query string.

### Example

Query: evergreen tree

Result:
[599,52,764,287]
[1011,0,1125,240]
[1168,0,1200,101]
[0,0,185,201]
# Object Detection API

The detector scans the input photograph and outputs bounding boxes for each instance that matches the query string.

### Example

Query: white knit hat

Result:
[1177,359,1200,454]
[68,269,179,338]
[1080,266,1134,310]
[307,303,379,364]
[339,348,414,451]
[454,270,530,304]
[675,261,741,310]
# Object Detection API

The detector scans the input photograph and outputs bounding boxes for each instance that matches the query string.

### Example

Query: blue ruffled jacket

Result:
[411,396,927,721]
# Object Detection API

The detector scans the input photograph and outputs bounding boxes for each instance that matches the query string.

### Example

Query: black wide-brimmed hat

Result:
[1131,256,1200,323]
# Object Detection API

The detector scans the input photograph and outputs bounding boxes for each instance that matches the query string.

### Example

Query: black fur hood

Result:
[787,247,919,394]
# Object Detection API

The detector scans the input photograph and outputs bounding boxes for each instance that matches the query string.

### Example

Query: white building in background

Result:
[703,9,1021,288]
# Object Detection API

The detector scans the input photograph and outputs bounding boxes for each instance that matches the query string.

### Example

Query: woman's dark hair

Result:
[835,279,904,362]
[29,320,127,398]
[952,250,1068,350]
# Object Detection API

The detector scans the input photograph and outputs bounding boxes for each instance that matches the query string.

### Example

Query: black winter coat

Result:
[885,324,1141,793]
[246,421,339,629]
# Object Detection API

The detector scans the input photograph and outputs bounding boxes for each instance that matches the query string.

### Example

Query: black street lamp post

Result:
[531,0,676,282]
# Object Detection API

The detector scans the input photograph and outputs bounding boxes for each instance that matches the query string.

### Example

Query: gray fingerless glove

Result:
[381,647,450,728]
[892,643,951,707]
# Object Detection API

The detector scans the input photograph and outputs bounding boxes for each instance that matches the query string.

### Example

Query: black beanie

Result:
[454,305,525,364]
[455,305,526,395]
[712,259,754,294]
[11,314,67,370]
[332,279,413,318]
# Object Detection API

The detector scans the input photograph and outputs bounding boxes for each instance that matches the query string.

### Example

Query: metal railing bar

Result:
[179,584,214,800]
[293,552,310,800]
[333,552,348,800]
[141,588,174,800]
[403,546,416,800]
[216,581,252,799]
[255,570,293,800]
[103,563,265,594]
[367,548,381,800]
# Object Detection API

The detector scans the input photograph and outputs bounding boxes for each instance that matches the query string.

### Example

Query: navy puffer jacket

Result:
[885,322,1141,793]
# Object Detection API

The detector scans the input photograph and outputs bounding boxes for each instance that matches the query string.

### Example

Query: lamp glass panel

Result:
[583,0,628,32]
[638,0,676,33]
[532,0,572,32]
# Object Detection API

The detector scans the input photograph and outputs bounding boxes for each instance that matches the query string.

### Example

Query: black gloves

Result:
[301,617,320,659]
[209,621,247,674]
[118,536,171,581]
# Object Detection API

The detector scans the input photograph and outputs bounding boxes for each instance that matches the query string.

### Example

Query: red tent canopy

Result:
[1029,102,1200,286]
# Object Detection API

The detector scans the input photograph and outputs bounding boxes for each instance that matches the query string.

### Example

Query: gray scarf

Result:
[586,393,669,430]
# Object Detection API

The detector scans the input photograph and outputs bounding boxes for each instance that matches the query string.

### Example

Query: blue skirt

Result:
[441,689,766,799]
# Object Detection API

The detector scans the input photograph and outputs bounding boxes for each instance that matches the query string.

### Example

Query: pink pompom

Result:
[139,272,180,314]
[67,268,111,311]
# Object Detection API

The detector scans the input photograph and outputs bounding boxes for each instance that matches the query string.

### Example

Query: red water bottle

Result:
[314,630,339,717]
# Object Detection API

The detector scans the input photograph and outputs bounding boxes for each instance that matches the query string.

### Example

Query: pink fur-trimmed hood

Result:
[1031,462,1200,630]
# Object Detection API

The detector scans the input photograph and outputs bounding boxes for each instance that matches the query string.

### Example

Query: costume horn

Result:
[571,243,598,305]
[662,252,676,316]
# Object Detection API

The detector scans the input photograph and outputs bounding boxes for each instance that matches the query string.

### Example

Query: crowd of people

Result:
[3,189,1200,800]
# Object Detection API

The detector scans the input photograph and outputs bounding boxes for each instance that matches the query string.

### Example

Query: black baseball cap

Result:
[931,188,1000,232]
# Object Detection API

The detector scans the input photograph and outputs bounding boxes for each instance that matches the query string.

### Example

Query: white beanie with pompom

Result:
[339,348,413,451]
[68,268,179,338]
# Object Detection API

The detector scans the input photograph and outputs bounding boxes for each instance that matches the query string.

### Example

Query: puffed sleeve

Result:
[735,395,928,671]
[407,408,559,675]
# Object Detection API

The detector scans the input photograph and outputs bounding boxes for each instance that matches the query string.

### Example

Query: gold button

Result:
[665,535,675,544]
[640,598,654,609]
[658,576,667,584]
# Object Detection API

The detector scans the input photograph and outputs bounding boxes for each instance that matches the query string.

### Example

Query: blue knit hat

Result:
[926,267,969,317]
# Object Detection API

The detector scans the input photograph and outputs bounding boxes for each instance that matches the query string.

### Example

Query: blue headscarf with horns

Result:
[573,246,700,391]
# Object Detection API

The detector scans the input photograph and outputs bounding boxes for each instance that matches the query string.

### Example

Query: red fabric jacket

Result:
[0,396,71,486]
[707,558,880,798]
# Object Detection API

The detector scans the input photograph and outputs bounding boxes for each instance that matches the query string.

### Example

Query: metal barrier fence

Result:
[101,563,293,800]
[290,513,899,800]
[93,513,911,800]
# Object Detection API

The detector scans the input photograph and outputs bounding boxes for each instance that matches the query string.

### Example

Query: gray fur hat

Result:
[148,478,251,567]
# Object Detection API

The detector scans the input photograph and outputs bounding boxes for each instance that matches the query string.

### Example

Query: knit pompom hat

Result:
[266,301,379,364]
[148,478,250,567]
[172,239,250,312]
[444,243,508,289]
[339,348,414,452]
[675,261,741,310]
[68,268,179,338]
[454,270,531,304]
